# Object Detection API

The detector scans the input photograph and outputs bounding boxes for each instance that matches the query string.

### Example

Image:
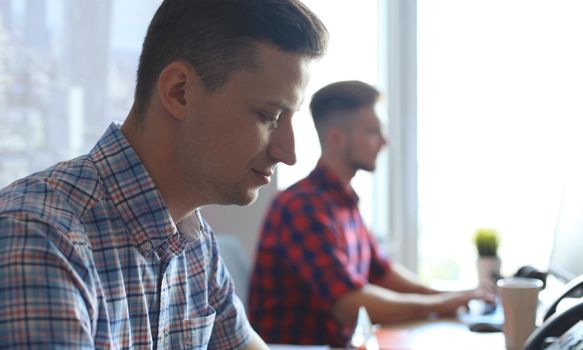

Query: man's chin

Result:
[240,194,258,206]
[356,164,376,172]
[232,189,260,206]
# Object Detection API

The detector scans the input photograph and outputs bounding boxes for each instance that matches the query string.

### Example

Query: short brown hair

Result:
[134,0,328,118]
[310,80,380,139]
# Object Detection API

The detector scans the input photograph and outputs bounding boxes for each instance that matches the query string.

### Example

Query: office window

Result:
[0,0,160,188]
[417,0,583,283]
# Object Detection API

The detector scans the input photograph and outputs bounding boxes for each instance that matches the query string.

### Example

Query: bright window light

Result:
[417,0,583,283]
[277,0,385,231]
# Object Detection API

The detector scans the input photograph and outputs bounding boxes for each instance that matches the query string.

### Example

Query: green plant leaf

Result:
[473,228,499,257]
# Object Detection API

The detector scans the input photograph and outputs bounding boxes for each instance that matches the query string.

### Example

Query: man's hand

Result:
[427,287,497,317]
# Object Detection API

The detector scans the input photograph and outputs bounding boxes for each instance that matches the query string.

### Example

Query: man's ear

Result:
[156,61,202,121]
[325,126,348,150]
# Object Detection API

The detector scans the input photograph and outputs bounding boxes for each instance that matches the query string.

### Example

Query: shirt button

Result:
[142,241,153,251]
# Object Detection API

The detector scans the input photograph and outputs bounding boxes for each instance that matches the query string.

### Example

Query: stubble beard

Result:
[209,177,259,206]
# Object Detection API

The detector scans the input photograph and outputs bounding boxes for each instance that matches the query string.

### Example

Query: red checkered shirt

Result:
[248,161,390,346]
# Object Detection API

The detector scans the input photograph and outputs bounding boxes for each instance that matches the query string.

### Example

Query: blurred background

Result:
[1,0,582,287]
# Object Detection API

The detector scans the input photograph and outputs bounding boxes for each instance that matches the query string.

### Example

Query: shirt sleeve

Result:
[276,193,368,310]
[0,215,96,349]
[206,231,252,349]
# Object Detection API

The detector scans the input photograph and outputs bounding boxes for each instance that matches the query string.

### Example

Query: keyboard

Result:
[457,299,504,330]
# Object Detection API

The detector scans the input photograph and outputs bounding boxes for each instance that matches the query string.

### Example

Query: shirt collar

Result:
[89,122,202,258]
[309,160,360,206]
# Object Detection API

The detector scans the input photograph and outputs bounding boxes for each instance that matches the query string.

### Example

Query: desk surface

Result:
[376,318,505,350]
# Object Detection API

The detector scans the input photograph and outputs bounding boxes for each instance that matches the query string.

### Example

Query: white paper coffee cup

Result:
[497,277,543,350]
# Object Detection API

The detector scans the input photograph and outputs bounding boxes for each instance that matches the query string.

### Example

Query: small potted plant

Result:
[473,227,501,288]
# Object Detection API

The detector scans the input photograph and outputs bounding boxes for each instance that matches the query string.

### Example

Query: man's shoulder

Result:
[0,155,104,231]
[272,177,332,209]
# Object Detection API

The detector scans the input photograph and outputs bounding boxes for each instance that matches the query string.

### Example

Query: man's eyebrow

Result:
[265,101,297,113]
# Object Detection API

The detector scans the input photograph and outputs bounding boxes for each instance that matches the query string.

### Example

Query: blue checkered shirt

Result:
[0,123,251,349]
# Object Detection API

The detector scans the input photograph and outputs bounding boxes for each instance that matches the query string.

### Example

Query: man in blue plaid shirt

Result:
[0,0,327,348]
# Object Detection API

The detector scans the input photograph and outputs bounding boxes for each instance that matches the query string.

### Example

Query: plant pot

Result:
[477,256,501,289]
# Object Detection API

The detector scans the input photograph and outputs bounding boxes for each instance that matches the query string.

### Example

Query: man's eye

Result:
[368,128,383,136]
[259,113,279,128]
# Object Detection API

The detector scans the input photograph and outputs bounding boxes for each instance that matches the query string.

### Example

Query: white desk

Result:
[376,318,505,350]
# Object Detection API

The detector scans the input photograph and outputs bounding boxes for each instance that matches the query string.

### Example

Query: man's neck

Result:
[121,107,201,223]
[319,156,356,189]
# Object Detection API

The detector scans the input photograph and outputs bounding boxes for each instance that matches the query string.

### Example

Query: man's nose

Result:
[267,119,296,166]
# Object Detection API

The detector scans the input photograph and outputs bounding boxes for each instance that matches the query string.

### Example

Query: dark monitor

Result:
[548,171,583,282]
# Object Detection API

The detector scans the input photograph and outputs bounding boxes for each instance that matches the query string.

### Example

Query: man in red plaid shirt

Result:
[248,81,493,347]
